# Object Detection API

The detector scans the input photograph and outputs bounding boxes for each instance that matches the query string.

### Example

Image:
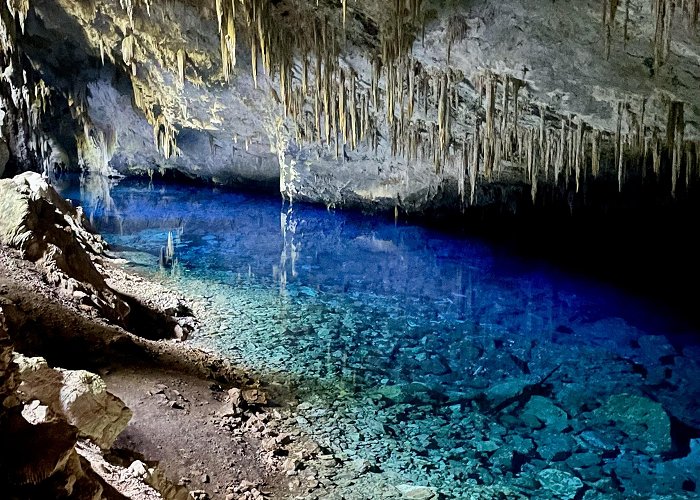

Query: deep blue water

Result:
[56,174,700,499]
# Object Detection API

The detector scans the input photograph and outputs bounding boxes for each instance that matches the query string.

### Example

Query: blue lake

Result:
[57,174,700,499]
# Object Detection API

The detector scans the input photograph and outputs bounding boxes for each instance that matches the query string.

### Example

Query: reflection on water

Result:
[58,174,700,499]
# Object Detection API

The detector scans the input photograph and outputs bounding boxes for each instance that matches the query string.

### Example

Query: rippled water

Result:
[58,175,700,499]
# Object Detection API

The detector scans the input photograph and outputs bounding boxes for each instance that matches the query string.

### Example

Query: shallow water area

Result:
[58,175,700,499]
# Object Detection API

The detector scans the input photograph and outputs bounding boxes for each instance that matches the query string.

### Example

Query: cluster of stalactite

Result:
[1,2,60,175]
[131,82,180,159]
[444,71,700,204]
[71,0,700,203]
[215,0,698,203]
[604,0,700,70]
[68,87,119,174]
[209,0,425,158]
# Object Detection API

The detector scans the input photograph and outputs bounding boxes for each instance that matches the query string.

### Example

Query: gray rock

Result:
[591,393,671,453]
[395,484,437,499]
[537,468,584,500]
[521,396,570,432]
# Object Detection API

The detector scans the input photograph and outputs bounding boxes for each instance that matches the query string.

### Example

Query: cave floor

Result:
[0,246,292,500]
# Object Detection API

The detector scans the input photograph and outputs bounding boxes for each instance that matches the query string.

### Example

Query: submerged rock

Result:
[591,393,671,454]
[536,468,583,500]
[395,484,437,499]
[520,396,569,432]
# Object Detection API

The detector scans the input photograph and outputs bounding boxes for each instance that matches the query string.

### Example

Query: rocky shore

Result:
[0,173,312,499]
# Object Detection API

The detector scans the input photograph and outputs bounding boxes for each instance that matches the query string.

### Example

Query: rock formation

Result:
[14,353,133,450]
[0,0,697,213]
[0,172,130,322]
[0,305,123,499]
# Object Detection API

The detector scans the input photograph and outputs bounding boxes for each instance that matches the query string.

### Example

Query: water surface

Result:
[58,175,700,499]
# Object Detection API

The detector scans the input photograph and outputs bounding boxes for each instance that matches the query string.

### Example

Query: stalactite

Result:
[122,34,135,66]
[602,0,620,59]
[483,73,496,179]
[7,0,30,34]
[251,39,258,88]
[177,48,186,85]
[668,101,685,197]
[591,129,601,177]
[470,121,479,205]
[652,129,661,176]
[623,0,629,48]
[119,0,134,28]
[653,0,674,71]
[574,120,585,192]
[685,141,693,188]
[446,15,468,64]
[555,118,566,183]
[616,102,624,192]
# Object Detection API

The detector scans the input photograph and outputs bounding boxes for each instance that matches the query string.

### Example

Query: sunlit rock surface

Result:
[14,353,132,450]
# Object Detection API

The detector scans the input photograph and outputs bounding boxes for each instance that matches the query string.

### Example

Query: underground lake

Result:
[53,174,700,499]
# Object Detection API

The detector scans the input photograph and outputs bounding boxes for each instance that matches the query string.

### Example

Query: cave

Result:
[2,0,700,499]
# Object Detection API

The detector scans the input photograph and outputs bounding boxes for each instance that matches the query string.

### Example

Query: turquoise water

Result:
[58,175,700,499]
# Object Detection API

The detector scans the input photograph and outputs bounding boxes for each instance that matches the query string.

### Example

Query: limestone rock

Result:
[592,393,672,454]
[14,353,132,449]
[0,173,129,322]
[395,484,438,499]
[521,396,569,432]
[537,468,584,500]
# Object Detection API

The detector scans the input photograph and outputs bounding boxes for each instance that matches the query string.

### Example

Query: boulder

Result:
[537,468,584,500]
[0,173,129,322]
[0,309,111,499]
[395,484,437,499]
[521,396,569,432]
[14,353,132,449]
[592,393,671,454]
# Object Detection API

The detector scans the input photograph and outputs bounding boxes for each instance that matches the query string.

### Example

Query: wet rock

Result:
[395,484,437,499]
[485,377,535,407]
[637,335,676,361]
[591,393,671,453]
[577,430,618,453]
[422,355,452,376]
[474,439,500,453]
[375,382,445,405]
[537,468,583,499]
[534,432,576,462]
[507,435,536,455]
[566,451,601,469]
[521,396,569,432]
